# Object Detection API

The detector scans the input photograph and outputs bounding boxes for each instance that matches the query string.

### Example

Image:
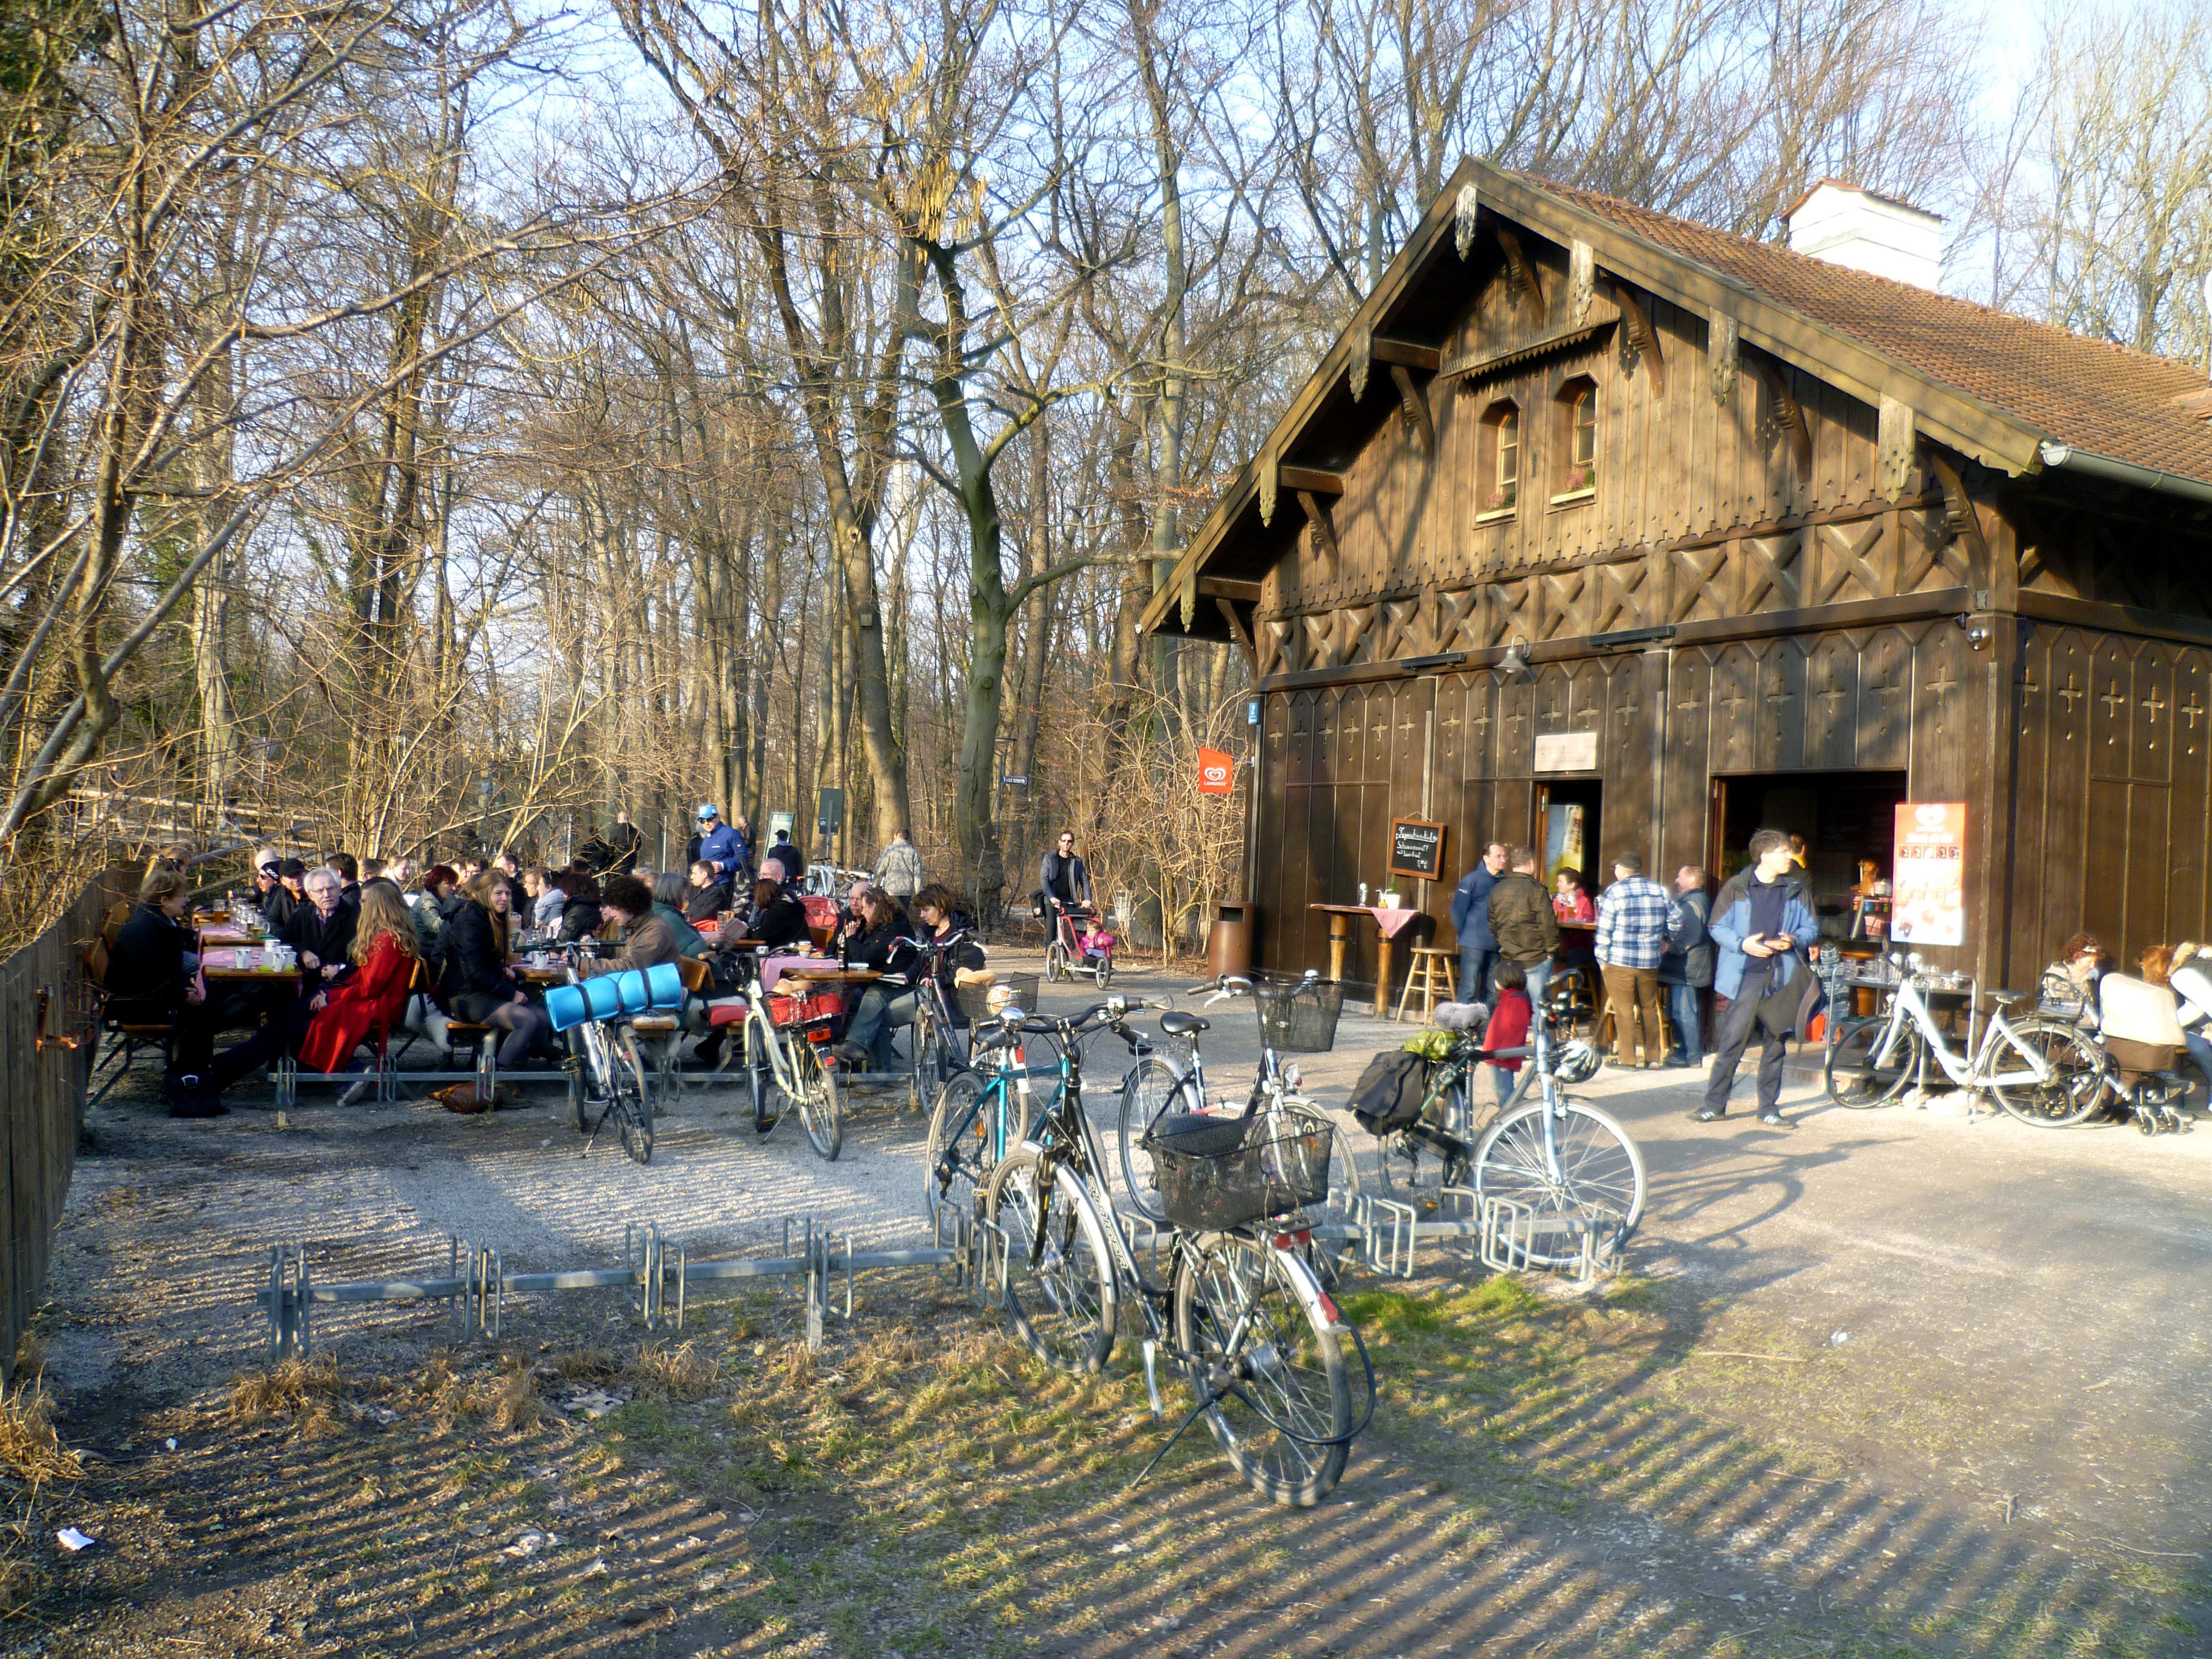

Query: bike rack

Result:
[255,1215,972,1360]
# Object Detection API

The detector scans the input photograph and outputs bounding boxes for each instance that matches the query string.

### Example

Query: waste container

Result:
[1207,900,1255,980]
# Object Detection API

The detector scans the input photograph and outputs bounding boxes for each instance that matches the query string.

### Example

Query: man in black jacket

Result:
[282,867,358,987]
[1487,846,1559,1008]
[607,811,643,874]
[1658,865,1714,1066]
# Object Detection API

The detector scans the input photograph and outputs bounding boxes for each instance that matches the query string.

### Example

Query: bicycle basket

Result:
[1145,1112,1333,1232]
[956,972,1038,1022]
[1254,976,1344,1053]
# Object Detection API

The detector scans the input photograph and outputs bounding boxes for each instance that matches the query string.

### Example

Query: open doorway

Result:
[1536,778,1603,912]
[1709,770,1908,941]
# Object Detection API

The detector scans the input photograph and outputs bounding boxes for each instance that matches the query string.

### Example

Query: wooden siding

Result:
[1253,623,1983,985]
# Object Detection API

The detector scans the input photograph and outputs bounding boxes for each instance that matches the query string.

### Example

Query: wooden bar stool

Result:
[1395,947,1458,1022]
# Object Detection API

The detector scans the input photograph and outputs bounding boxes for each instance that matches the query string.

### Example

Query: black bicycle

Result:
[963,997,1375,1506]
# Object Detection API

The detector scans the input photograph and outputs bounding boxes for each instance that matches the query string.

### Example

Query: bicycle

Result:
[921,989,1065,1226]
[1824,952,2108,1126]
[1114,974,1363,1225]
[545,943,655,1166]
[972,999,1374,1505]
[1369,1013,1644,1269]
[731,951,845,1160]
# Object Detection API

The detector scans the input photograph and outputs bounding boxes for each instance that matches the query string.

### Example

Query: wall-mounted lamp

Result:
[1499,637,1535,681]
[1957,614,1994,651]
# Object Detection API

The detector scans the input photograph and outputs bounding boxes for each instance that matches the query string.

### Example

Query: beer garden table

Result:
[1307,903,1426,1019]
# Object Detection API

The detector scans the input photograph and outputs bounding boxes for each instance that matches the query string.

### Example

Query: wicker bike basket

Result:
[955,972,1040,1022]
[1144,1112,1334,1233]
[1254,976,1344,1053]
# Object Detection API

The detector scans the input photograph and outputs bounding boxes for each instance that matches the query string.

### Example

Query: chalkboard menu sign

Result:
[1389,817,1447,881]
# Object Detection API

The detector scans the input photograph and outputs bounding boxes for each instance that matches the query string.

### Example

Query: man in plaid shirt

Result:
[1594,851,1672,1067]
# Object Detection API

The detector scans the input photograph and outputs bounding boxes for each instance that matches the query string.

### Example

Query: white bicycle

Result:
[1824,953,2108,1126]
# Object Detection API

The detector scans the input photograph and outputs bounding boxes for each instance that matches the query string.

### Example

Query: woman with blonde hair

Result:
[2167,942,2212,1108]
[437,868,550,1069]
[298,883,420,1093]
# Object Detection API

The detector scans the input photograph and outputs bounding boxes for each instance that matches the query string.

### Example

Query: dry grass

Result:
[0,1381,83,1489]
[630,1340,721,1401]
[481,1364,540,1432]
[545,1345,621,1381]
[226,1355,343,1425]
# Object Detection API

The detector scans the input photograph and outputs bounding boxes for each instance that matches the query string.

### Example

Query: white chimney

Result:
[1784,180,1943,291]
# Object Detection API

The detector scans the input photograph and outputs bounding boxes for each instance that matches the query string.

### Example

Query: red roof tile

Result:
[1533,176,2212,488]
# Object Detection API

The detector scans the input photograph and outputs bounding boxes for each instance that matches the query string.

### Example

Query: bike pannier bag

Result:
[1348,1050,1431,1134]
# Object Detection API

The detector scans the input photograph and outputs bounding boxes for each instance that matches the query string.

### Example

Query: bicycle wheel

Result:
[780,1037,843,1160]
[1117,1056,1199,1220]
[907,1000,951,1111]
[1172,1235,1350,1507]
[1374,1075,1476,1211]
[924,1070,997,1222]
[1094,956,1113,989]
[1474,1098,1646,1269]
[1825,1018,1919,1109]
[613,1027,655,1165]
[1988,1018,2109,1127]
[985,1148,1117,1375]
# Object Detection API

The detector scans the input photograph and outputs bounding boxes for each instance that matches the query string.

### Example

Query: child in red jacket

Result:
[1483,960,1533,1107]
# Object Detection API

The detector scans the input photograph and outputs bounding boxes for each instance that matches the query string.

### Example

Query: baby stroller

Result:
[2094,973,2193,1135]
[1042,899,1114,988]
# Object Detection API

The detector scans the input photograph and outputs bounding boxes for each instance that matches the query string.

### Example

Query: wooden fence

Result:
[0,869,130,1381]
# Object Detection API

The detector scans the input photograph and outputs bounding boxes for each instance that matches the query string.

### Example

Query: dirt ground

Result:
[6,952,2210,1658]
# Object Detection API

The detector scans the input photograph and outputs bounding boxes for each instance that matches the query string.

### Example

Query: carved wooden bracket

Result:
[1297,489,1338,575]
[1215,596,1254,662]
[1495,227,1546,314]
[1926,450,1991,588]
[1610,280,1665,395]
[1388,363,1435,453]
[1760,359,1812,475]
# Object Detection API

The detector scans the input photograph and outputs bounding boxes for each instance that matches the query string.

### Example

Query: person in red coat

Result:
[299,882,420,1091]
[1480,961,1535,1108]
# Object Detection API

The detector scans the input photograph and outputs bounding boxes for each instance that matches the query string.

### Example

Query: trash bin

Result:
[1207,900,1255,980]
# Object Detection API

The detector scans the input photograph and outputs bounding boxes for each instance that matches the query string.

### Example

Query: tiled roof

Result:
[1533,177,2212,488]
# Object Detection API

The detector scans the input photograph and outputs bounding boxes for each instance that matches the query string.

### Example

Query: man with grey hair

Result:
[281,865,357,983]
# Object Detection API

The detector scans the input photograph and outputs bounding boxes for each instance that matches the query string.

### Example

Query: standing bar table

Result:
[1307,904,1426,1019]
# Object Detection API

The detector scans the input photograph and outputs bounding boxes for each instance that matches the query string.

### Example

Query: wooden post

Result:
[1327,911,1349,983]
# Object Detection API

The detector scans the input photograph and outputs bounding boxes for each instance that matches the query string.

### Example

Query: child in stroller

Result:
[1044,900,1114,987]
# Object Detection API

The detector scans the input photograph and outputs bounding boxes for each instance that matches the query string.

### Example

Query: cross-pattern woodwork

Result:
[1811,518,1886,606]
[1923,452,1989,591]
[1666,545,1729,623]
[1741,533,1802,611]
[1588,560,1650,633]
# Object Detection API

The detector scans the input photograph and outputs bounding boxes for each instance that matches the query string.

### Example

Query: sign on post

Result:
[1197,747,1234,795]
[815,787,845,833]
[1532,729,1598,772]
[1389,817,1447,880]
[1892,802,1965,947]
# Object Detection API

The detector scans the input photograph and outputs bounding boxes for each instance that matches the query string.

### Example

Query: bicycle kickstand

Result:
[1125,1383,1228,1494]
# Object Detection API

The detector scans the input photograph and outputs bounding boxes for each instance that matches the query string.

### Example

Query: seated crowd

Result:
[100,817,982,1118]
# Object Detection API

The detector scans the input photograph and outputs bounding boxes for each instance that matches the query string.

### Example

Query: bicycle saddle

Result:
[1158,1010,1209,1036]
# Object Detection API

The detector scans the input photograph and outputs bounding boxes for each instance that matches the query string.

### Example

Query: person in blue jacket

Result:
[1693,827,1822,1128]
[695,804,743,887]
[1449,841,1509,1000]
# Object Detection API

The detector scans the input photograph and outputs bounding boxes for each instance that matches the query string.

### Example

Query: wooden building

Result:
[1143,163,2212,995]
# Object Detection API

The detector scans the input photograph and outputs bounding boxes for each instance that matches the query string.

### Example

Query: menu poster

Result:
[1892,802,1966,947]
[1389,818,1447,880]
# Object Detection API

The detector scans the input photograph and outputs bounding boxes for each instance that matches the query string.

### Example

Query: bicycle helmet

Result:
[1552,1038,1601,1084]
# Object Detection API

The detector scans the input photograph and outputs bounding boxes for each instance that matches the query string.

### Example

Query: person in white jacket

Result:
[2166,942,2212,1106]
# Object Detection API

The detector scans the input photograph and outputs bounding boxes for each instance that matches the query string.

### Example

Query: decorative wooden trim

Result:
[1389,363,1436,452]
[1297,489,1338,574]
[1610,279,1665,395]
[1495,227,1546,314]
[1442,320,1611,385]
[1453,182,1480,258]
[1277,465,1343,495]
[1254,588,1979,689]
[1878,396,1917,500]
[1709,310,1739,405]
[1349,322,1372,401]
[1568,241,1595,326]
[1257,451,1277,525]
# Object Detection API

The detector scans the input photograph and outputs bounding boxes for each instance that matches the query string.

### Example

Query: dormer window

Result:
[1477,401,1519,521]
[1554,377,1598,501]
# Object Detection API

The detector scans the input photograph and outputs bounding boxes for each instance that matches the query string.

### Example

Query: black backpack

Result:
[1348,1050,1431,1135]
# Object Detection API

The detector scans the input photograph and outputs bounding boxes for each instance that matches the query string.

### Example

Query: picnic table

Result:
[198,947,300,983]
[1308,903,1426,1018]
